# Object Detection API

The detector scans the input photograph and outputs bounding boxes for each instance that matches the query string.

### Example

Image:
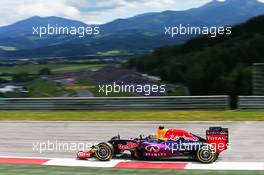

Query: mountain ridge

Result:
[0,0,264,58]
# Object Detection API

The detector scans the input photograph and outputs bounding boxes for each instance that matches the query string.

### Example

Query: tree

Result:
[12,72,32,82]
[39,68,51,75]
[0,78,7,83]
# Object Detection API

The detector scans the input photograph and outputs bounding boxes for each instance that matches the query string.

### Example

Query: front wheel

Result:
[196,144,217,163]
[95,142,114,161]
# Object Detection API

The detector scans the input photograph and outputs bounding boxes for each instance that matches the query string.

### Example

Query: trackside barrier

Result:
[0,96,229,110]
[238,96,264,109]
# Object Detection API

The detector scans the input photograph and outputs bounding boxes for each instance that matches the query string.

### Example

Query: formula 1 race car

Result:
[77,126,229,163]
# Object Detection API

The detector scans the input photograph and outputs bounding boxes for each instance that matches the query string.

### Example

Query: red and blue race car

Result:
[77,126,229,163]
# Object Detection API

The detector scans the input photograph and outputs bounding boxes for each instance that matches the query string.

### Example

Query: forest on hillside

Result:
[128,15,264,107]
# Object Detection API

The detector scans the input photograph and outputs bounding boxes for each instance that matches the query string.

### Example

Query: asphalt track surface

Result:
[0,121,263,162]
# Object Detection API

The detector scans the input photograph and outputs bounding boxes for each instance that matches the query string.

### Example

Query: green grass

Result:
[51,64,104,73]
[0,45,17,51]
[0,76,12,81]
[97,50,122,56]
[0,110,263,121]
[0,80,66,98]
[143,32,157,37]
[168,86,187,96]
[0,164,262,175]
[25,80,63,97]
[0,63,104,74]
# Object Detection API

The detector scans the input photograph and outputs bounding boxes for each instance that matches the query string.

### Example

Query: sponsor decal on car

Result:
[77,152,91,159]
[206,136,226,141]
[144,145,167,157]
[164,129,199,141]
[118,142,138,150]
[145,152,167,157]
[145,145,160,153]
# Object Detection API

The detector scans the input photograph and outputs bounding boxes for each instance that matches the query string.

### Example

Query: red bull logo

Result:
[164,129,198,141]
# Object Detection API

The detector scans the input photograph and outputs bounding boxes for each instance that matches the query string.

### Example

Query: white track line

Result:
[0,156,264,170]
[43,158,264,170]
[44,159,264,170]
[43,158,124,168]
[185,162,264,170]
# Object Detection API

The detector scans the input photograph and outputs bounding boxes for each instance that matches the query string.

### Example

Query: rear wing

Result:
[206,127,229,153]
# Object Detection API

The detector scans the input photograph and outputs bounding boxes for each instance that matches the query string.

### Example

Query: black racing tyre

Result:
[95,142,114,161]
[214,153,219,162]
[196,144,217,164]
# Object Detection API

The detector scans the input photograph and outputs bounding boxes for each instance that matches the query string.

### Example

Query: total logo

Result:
[207,136,226,141]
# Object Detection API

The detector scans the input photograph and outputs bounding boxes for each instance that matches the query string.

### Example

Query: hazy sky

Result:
[0,0,263,26]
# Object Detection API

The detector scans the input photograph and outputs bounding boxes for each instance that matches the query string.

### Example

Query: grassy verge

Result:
[0,164,262,175]
[0,63,104,74]
[0,110,263,121]
[25,80,63,97]
[0,45,17,51]
[52,64,104,73]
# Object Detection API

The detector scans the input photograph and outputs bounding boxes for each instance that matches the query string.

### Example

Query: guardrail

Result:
[238,96,264,109]
[0,96,229,110]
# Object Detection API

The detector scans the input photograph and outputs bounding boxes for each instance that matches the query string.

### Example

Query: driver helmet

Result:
[156,126,168,140]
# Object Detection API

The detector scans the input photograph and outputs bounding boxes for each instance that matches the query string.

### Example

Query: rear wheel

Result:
[214,153,219,162]
[95,142,114,161]
[196,144,217,163]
